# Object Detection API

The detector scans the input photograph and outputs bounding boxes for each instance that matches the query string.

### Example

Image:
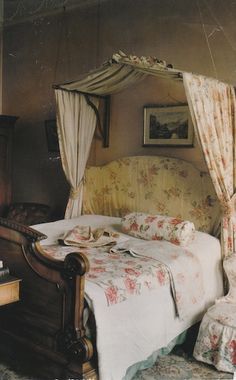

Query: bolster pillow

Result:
[121,212,195,246]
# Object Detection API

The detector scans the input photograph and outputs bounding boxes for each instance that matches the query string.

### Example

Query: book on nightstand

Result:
[0,276,21,306]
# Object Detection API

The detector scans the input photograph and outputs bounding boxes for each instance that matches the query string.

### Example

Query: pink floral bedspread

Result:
[42,239,204,319]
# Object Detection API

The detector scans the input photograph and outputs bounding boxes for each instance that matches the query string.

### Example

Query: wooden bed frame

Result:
[0,156,220,380]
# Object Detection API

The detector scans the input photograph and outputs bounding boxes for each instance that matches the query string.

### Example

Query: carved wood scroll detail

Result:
[0,217,47,242]
[59,252,93,362]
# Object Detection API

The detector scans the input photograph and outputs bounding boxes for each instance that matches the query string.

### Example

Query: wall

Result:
[95,75,205,169]
[2,0,236,219]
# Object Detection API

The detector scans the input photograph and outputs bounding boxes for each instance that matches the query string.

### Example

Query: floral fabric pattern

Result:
[42,243,169,306]
[121,212,195,246]
[216,253,236,304]
[194,302,236,373]
[41,239,204,319]
[183,73,236,257]
[110,238,204,318]
[83,156,220,235]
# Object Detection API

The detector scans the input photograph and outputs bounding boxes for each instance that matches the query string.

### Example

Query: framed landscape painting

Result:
[143,104,194,147]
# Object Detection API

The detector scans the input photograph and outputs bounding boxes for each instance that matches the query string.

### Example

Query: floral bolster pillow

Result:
[121,212,195,246]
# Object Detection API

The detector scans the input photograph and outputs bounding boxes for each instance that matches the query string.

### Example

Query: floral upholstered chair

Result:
[193,254,236,373]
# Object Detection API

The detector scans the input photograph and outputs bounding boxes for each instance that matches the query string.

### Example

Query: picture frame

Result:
[45,119,60,153]
[143,104,194,147]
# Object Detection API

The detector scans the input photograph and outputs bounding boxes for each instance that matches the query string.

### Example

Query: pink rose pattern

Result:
[122,212,195,246]
[184,73,236,258]
[41,240,204,318]
[42,243,170,306]
[194,303,236,373]
[82,157,220,234]
[41,243,189,307]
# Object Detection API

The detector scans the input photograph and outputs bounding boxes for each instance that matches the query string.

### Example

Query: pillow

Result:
[121,212,195,246]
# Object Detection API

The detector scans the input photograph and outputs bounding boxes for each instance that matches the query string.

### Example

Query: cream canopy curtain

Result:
[55,89,98,218]
[56,51,182,96]
[60,64,147,95]
[54,52,183,220]
[183,72,236,258]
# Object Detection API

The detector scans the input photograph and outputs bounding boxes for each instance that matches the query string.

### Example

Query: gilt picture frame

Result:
[143,104,194,147]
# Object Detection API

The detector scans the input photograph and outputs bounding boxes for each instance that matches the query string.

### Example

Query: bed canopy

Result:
[54,51,236,259]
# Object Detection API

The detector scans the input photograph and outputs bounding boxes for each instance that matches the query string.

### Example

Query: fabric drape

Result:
[183,72,236,258]
[61,64,147,95]
[55,89,98,218]
[58,52,181,95]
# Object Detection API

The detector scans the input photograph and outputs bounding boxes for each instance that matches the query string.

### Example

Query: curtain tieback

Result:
[222,193,236,218]
[69,181,84,200]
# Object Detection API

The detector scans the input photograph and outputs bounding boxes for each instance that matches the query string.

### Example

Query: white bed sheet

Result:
[33,215,224,380]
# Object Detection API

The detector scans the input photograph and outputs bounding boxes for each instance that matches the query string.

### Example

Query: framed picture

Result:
[45,119,60,153]
[143,104,194,147]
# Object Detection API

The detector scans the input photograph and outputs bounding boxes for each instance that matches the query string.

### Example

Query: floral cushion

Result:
[194,302,236,373]
[121,212,195,246]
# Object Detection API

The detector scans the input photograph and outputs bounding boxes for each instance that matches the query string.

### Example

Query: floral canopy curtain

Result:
[183,73,236,258]
[55,89,98,218]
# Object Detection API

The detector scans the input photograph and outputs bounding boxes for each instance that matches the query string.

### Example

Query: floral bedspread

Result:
[42,239,204,319]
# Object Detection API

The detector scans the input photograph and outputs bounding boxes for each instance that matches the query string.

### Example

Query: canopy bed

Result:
[0,52,235,380]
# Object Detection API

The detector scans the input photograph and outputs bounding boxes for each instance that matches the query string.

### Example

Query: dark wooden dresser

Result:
[0,115,18,216]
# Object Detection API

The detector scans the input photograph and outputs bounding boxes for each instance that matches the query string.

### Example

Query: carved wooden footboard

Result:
[0,217,97,380]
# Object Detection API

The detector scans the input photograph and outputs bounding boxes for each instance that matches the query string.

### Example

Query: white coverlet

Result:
[34,215,224,380]
[110,239,204,319]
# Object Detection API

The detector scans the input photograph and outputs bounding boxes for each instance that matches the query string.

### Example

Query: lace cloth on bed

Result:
[42,237,204,319]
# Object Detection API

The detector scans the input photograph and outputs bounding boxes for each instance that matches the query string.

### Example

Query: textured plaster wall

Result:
[2,0,236,218]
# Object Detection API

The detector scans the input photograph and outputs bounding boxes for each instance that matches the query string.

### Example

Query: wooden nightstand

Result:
[0,276,21,306]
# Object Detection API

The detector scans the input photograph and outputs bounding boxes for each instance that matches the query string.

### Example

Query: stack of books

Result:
[0,260,21,306]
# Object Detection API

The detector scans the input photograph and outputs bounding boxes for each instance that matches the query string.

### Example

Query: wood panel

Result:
[0,116,18,215]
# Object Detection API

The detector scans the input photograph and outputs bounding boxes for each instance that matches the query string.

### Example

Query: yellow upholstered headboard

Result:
[83,156,220,234]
